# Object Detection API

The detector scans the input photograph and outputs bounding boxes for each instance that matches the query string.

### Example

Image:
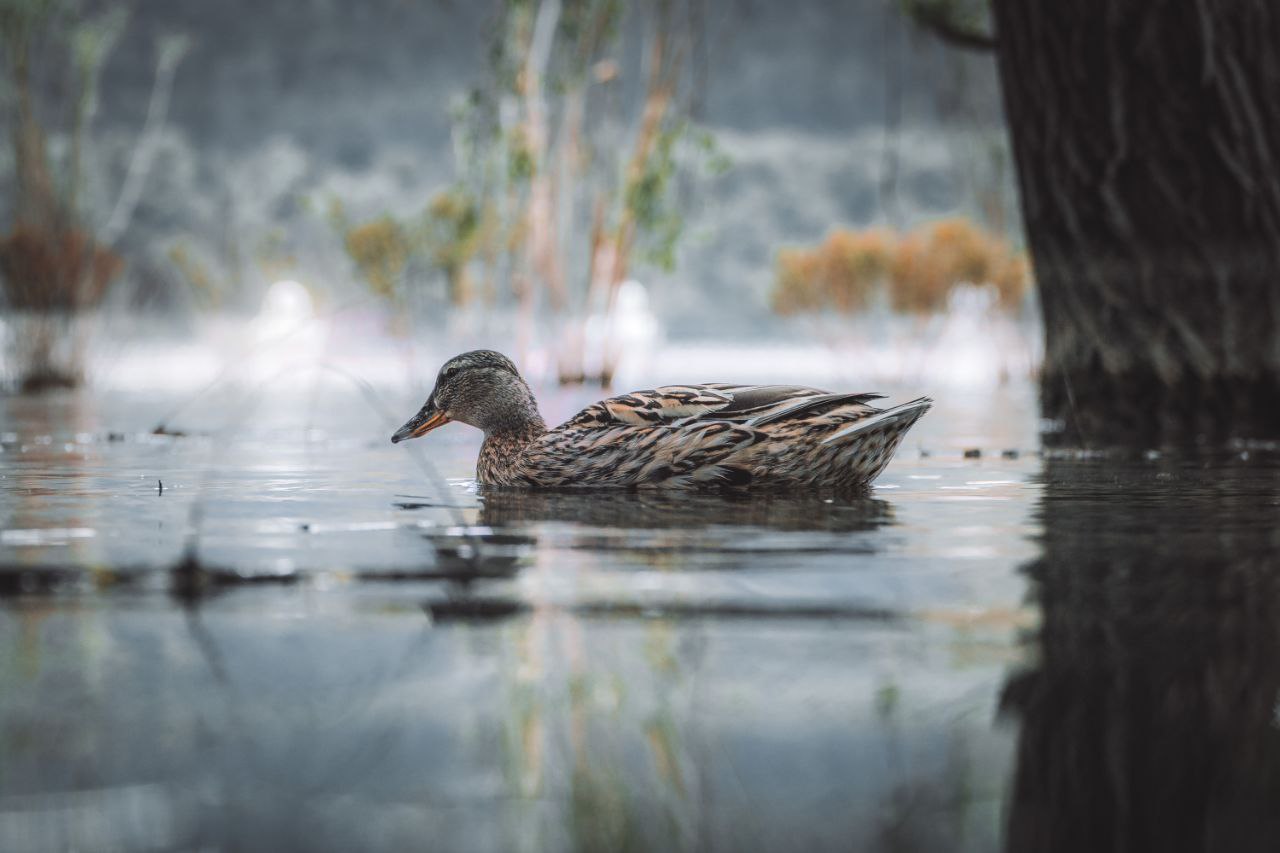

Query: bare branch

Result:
[99,33,188,245]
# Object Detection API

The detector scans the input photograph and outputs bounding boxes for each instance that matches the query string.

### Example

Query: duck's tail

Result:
[810,397,932,488]
[821,397,933,446]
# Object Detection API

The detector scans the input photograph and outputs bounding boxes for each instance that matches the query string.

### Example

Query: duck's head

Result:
[391,350,543,443]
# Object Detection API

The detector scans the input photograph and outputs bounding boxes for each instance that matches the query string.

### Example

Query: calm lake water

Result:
[1,371,1278,852]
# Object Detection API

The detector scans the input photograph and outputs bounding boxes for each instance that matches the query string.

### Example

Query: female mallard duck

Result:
[392,350,931,490]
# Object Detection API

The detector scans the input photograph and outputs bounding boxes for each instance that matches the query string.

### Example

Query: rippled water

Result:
[2,378,1278,852]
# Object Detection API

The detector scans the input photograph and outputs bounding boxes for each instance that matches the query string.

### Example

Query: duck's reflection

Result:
[1002,456,1280,852]
[477,486,895,534]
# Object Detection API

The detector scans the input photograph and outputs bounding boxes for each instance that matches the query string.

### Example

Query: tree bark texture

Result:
[992,1,1280,445]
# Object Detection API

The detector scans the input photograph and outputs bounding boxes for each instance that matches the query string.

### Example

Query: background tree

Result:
[0,0,185,390]
[341,0,722,386]
[909,0,1280,445]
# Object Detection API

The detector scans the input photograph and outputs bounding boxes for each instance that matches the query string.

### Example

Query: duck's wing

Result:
[561,385,736,428]
[561,383,840,428]
[701,384,827,417]
[743,390,887,426]
[698,384,887,426]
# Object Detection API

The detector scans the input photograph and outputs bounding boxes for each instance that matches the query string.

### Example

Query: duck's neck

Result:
[476,384,546,484]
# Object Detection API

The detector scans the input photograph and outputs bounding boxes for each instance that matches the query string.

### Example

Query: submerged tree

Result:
[0,0,185,390]
[464,0,722,385]
[343,0,722,386]
[909,1,1280,445]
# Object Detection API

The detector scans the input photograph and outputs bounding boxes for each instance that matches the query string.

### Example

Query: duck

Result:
[391,350,931,490]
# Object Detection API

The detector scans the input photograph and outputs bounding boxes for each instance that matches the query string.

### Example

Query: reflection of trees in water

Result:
[1002,458,1280,853]
[492,604,701,852]
[478,487,895,534]
[480,487,901,852]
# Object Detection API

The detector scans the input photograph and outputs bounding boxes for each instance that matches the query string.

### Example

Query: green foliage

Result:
[70,7,126,77]
[167,241,224,308]
[693,127,732,177]
[465,0,721,287]
[421,188,488,304]
[629,122,730,274]
[334,0,723,313]
[342,216,410,300]
[335,188,494,306]
[506,127,536,183]
[627,125,679,271]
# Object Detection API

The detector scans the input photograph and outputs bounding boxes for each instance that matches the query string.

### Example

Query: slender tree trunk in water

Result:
[10,39,58,230]
[991,1,1280,445]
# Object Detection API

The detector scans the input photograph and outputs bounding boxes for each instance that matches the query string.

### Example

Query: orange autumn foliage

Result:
[772,218,1030,317]
[772,228,894,315]
[0,225,124,311]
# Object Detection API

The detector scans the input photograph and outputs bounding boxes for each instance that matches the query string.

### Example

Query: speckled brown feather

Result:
[475,383,931,490]
[393,351,929,490]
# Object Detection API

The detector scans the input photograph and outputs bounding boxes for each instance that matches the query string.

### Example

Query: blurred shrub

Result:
[338,190,493,307]
[167,243,224,308]
[0,225,124,311]
[772,218,1030,317]
[772,228,894,315]
[422,189,486,305]
[343,216,410,300]
[890,218,1028,313]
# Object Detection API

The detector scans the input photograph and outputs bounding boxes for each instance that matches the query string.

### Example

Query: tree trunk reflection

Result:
[1003,458,1280,852]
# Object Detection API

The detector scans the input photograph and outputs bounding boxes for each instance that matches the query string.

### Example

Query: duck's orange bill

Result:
[391,408,451,444]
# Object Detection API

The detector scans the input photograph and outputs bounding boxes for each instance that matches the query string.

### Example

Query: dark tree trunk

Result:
[991,1,1280,445]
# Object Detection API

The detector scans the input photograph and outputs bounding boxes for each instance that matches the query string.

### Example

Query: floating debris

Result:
[0,565,150,597]
[422,526,536,576]
[169,551,300,603]
[423,597,528,622]
[1001,449,1020,459]
[394,500,475,511]
[393,501,436,510]
[0,567,79,596]
[963,448,982,459]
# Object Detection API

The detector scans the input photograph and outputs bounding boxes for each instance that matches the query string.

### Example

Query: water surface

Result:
[1,381,1276,852]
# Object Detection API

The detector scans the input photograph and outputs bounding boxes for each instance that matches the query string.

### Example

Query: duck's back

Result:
[493,384,930,490]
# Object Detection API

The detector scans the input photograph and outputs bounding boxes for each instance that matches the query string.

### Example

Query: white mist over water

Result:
[42,295,1038,403]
